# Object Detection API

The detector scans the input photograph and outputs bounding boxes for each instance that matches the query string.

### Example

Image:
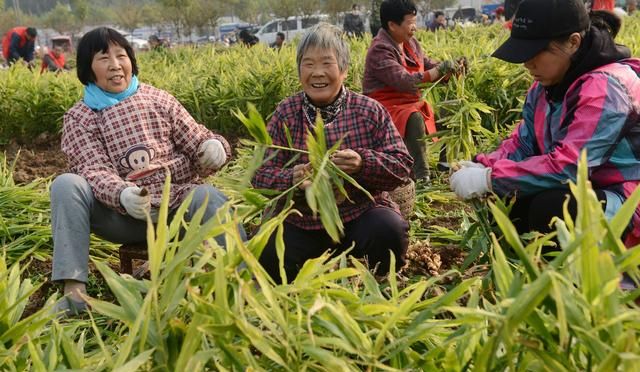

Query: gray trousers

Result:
[51,173,244,283]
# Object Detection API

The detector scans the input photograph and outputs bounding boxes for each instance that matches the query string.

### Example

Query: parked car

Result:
[218,22,257,41]
[443,7,477,26]
[122,33,149,50]
[256,15,328,45]
[196,36,216,45]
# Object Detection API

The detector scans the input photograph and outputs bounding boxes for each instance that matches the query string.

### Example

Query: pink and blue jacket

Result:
[476,59,640,244]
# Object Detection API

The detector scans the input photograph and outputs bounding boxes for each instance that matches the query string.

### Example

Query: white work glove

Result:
[198,139,227,170]
[120,186,151,220]
[449,167,492,200]
[457,160,486,169]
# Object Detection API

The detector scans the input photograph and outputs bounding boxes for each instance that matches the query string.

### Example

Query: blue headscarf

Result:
[83,75,139,110]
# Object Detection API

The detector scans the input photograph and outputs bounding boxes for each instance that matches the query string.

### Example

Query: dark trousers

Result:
[404,112,429,180]
[259,207,409,284]
[510,189,608,235]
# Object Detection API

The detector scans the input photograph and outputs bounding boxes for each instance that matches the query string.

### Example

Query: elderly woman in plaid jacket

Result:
[50,27,243,316]
[252,23,413,284]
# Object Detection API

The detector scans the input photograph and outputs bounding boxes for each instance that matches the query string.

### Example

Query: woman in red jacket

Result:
[362,0,465,183]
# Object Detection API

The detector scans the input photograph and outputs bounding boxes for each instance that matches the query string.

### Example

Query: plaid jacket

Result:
[252,89,412,230]
[62,83,231,213]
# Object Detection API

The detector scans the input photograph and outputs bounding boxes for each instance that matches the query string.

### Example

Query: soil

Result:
[22,259,118,318]
[1,134,68,184]
[4,138,467,317]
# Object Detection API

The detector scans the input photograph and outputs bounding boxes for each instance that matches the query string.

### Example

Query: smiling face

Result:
[523,34,581,87]
[388,14,417,44]
[299,46,347,107]
[91,43,132,93]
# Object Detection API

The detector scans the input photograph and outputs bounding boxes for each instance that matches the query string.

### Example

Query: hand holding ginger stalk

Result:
[293,163,313,190]
[293,149,361,203]
[330,149,362,175]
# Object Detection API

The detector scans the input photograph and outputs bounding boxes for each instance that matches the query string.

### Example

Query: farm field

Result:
[1,20,640,370]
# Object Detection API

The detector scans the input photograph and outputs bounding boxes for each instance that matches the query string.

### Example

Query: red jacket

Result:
[2,27,35,61]
[41,50,66,73]
[592,0,614,10]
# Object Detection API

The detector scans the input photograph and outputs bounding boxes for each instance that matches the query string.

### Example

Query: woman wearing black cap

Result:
[449,0,640,247]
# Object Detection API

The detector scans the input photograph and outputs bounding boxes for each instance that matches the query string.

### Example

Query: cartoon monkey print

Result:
[120,144,160,181]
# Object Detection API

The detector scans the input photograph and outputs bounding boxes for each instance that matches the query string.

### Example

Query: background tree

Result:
[268,0,298,30]
[140,2,164,30]
[0,8,24,35]
[69,0,88,30]
[63,0,89,41]
[298,0,321,17]
[42,3,76,35]
[228,0,264,25]
[85,6,116,26]
[158,0,193,39]
[113,0,145,36]
[5,0,57,15]
[322,0,351,24]
[183,0,221,38]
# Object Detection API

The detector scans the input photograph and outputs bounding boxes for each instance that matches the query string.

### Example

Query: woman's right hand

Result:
[292,163,312,190]
[449,166,492,200]
[437,57,468,79]
[120,186,151,220]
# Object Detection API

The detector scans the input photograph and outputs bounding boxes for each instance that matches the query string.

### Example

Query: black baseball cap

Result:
[492,0,590,63]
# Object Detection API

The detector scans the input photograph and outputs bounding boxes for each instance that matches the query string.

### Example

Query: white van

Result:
[256,15,328,45]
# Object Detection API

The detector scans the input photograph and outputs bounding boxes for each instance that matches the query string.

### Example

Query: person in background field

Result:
[253,23,413,284]
[238,29,259,47]
[591,0,615,11]
[427,11,446,32]
[271,32,285,49]
[363,0,466,183]
[343,4,366,37]
[503,17,514,30]
[449,0,640,248]
[370,0,383,35]
[222,35,231,47]
[493,6,506,25]
[2,26,37,67]
[480,14,492,26]
[50,27,245,317]
[502,0,523,30]
[148,35,165,51]
[41,45,70,74]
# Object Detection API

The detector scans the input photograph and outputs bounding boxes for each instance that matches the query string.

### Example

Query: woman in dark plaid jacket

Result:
[253,22,414,284]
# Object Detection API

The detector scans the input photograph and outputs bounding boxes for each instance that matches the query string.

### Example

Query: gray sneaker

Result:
[53,296,88,318]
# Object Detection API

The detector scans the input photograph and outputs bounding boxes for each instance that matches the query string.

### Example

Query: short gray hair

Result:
[296,23,350,74]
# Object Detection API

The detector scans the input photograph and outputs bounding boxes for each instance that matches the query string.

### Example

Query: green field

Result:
[1,20,640,370]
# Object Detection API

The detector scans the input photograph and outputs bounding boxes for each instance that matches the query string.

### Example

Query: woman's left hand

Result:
[449,166,492,200]
[198,139,227,170]
[331,149,362,175]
